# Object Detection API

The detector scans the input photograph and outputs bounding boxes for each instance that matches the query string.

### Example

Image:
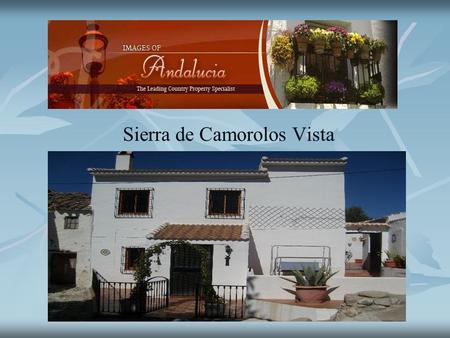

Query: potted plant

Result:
[292,266,338,303]
[285,74,320,103]
[359,35,371,60]
[120,283,147,314]
[270,32,294,69]
[48,71,78,108]
[383,250,397,268]
[394,255,406,269]
[204,286,227,318]
[345,32,364,60]
[327,26,347,57]
[309,28,329,55]
[293,23,310,53]
[370,38,388,62]
[359,80,385,105]
[323,80,347,103]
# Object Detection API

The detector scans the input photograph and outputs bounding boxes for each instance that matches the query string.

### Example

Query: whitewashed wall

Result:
[48,210,92,287]
[346,233,364,261]
[388,214,406,256]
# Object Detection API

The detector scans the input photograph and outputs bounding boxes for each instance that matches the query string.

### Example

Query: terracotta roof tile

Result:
[48,190,91,211]
[346,222,389,232]
[150,224,245,241]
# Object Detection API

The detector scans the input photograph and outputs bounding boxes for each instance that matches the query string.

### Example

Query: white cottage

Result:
[48,190,92,287]
[89,152,347,295]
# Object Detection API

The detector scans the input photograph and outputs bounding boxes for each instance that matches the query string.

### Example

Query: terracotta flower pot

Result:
[49,98,76,109]
[295,285,328,303]
[347,49,355,59]
[384,260,396,268]
[360,45,370,60]
[331,41,342,57]
[314,40,326,55]
[372,49,383,62]
[295,36,308,54]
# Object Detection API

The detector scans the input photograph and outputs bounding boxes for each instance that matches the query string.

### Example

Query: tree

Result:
[345,206,370,222]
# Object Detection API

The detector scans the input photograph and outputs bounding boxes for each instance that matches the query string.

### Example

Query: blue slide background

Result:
[1,0,450,336]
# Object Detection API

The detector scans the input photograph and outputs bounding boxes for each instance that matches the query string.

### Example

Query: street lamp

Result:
[79,23,108,108]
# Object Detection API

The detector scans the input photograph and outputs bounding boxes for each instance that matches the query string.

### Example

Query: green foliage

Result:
[285,75,320,102]
[345,206,370,222]
[134,240,210,284]
[292,266,338,286]
[384,249,397,260]
[370,39,388,52]
[359,81,385,105]
[393,255,406,268]
[270,33,294,68]
[384,250,406,268]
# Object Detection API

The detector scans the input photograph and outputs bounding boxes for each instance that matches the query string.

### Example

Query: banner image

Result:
[48,20,397,109]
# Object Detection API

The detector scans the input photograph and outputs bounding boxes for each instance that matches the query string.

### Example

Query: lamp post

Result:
[79,23,108,108]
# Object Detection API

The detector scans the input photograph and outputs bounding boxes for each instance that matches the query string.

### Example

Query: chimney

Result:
[115,151,134,170]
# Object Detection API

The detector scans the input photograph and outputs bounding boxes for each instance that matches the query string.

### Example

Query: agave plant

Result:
[292,266,338,286]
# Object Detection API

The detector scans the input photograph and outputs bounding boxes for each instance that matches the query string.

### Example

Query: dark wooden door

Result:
[50,252,76,285]
[170,244,213,295]
[368,233,382,276]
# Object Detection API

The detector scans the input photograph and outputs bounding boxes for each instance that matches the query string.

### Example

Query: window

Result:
[64,215,79,229]
[122,247,145,272]
[115,188,153,217]
[206,188,245,218]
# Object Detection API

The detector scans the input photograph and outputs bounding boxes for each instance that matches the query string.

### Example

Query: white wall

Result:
[346,233,363,261]
[388,217,406,256]
[48,210,92,287]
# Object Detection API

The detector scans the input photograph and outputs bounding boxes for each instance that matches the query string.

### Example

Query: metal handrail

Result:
[270,244,332,275]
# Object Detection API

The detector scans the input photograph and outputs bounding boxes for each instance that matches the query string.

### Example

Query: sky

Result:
[48,151,405,219]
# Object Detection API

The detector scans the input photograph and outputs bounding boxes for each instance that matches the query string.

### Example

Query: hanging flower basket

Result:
[295,36,308,53]
[314,40,326,54]
[293,23,311,54]
[360,45,370,60]
[372,49,383,62]
[331,41,342,57]
[347,49,355,59]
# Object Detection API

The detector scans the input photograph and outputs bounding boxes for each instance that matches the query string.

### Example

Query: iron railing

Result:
[93,271,169,315]
[292,43,383,104]
[195,284,246,320]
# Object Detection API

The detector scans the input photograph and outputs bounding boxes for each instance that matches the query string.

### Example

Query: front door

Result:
[50,252,76,285]
[368,233,382,276]
[170,244,213,296]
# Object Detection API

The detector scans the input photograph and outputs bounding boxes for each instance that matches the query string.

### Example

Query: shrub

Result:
[270,33,294,68]
[285,75,320,102]
[359,81,385,105]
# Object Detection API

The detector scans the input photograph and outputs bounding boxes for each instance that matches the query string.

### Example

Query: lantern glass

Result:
[79,24,108,77]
